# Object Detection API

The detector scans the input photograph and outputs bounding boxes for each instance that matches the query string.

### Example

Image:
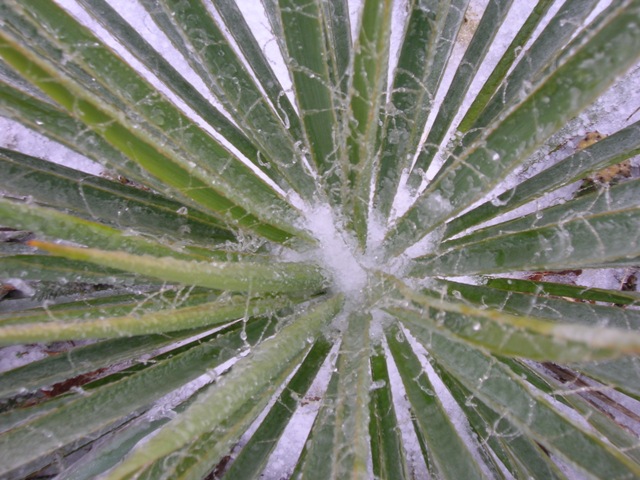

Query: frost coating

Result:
[299,203,415,302]
[302,204,368,299]
[2,0,640,478]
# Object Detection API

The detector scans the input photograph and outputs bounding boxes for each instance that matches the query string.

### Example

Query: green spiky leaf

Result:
[1,1,640,478]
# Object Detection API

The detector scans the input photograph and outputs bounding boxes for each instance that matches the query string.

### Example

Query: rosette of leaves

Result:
[1,0,640,478]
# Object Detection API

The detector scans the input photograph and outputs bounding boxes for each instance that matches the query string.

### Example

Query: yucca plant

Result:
[1,0,640,478]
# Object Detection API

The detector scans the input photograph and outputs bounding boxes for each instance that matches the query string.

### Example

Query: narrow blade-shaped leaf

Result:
[212,0,304,139]
[391,281,640,361]
[138,0,317,199]
[0,80,185,200]
[406,327,640,478]
[0,317,275,479]
[456,0,599,141]
[442,178,640,250]
[0,288,215,326]
[432,279,640,330]
[485,277,640,306]
[406,0,515,189]
[0,148,234,245]
[100,296,343,480]
[78,0,286,192]
[215,337,332,479]
[276,0,346,206]
[429,0,601,201]
[386,2,640,257]
[0,294,290,343]
[572,357,640,401]
[321,0,352,98]
[0,326,211,398]
[28,240,328,294]
[347,0,393,247]
[386,323,489,479]
[294,312,372,480]
[0,197,203,261]
[428,357,566,479]
[374,0,469,219]
[131,354,301,480]
[1,254,147,287]
[0,2,307,242]
[413,207,640,275]
[369,344,409,480]
[457,0,555,132]
[444,119,640,238]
